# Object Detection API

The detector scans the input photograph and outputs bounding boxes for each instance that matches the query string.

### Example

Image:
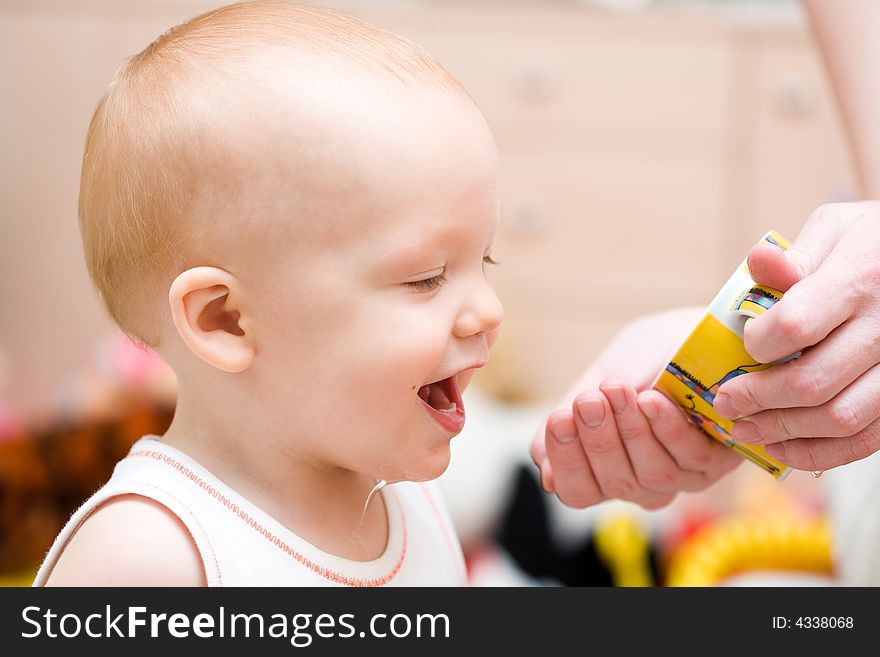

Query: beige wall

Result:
[0,1,856,415]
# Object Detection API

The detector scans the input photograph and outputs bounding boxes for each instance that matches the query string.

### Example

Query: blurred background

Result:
[0,0,855,586]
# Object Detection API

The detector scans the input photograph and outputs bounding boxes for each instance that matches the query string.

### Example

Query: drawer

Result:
[493,150,733,292]
[745,36,857,240]
[352,5,734,152]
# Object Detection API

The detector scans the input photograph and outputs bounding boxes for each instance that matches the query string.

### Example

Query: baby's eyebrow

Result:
[374,233,444,270]
[375,249,439,276]
[406,264,444,276]
[372,218,494,273]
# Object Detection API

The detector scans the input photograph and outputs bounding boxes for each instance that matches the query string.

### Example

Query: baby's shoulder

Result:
[44,494,205,586]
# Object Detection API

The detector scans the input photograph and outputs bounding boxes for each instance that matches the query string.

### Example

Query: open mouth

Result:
[417,375,465,433]
[417,376,459,412]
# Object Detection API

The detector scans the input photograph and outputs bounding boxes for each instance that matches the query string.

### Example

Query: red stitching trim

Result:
[130,449,406,586]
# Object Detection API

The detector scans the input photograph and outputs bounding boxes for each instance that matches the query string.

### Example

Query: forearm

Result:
[804,0,880,198]
[592,306,703,387]
[551,306,704,415]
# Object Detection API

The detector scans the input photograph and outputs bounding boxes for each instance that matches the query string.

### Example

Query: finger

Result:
[747,240,803,293]
[717,318,878,418]
[532,402,573,466]
[544,408,604,508]
[631,490,677,511]
[731,363,880,444]
[633,390,722,492]
[647,392,743,486]
[742,214,870,366]
[600,381,695,493]
[540,457,555,494]
[765,419,880,471]
[743,204,870,363]
[529,428,551,491]
[787,206,846,274]
[572,390,639,501]
[741,265,855,365]
[530,426,547,467]
[749,206,845,291]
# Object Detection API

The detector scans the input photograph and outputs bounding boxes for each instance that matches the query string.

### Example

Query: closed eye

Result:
[406,256,497,293]
[405,273,446,292]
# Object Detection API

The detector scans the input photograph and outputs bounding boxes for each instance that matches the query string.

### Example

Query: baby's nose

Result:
[454,281,503,338]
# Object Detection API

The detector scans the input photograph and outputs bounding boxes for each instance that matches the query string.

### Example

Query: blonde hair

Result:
[79,0,465,347]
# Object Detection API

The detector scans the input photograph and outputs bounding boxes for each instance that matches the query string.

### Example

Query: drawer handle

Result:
[773,73,815,117]
[512,57,558,102]
[507,195,550,237]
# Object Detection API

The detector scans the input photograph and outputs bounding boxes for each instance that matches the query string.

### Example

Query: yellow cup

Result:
[652,230,792,479]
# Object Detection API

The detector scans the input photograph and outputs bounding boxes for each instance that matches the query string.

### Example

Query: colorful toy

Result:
[665,513,832,586]
[653,231,793,479]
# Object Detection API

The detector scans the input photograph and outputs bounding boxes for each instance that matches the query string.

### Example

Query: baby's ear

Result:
[168,266,255,373]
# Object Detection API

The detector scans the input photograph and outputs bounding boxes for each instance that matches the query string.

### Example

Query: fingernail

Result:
[731,420,762,444]
[551,421,577,444]
[577,397,605,428]
[603,386,627,414]
[765,443,785,460]
[713,392,739,419]
[637,397,659,421]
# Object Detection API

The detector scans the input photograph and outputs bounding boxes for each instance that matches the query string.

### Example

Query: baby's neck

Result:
[159,389,389,562]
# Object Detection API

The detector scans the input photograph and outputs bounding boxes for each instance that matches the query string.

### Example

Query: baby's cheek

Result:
[402,326,449,372]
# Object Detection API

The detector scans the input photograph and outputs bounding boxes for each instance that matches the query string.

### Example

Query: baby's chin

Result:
[381,444,453,484]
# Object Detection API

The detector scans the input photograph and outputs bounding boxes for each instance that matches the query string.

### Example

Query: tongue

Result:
[418,381,457,412]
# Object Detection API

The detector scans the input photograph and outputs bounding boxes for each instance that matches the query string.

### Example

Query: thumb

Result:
[747,207,846,292]
[746,241,802,292]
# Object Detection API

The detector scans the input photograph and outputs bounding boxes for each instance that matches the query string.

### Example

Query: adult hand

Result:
[531,308,743,510]
[714,202,880,471]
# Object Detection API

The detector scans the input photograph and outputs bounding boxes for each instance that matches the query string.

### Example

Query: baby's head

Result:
[79,1,503,482]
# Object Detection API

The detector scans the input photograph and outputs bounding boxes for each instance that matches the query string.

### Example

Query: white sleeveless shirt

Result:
[34,437,466,587]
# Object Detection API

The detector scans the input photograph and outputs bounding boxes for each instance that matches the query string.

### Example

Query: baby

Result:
[36,1,502,586]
